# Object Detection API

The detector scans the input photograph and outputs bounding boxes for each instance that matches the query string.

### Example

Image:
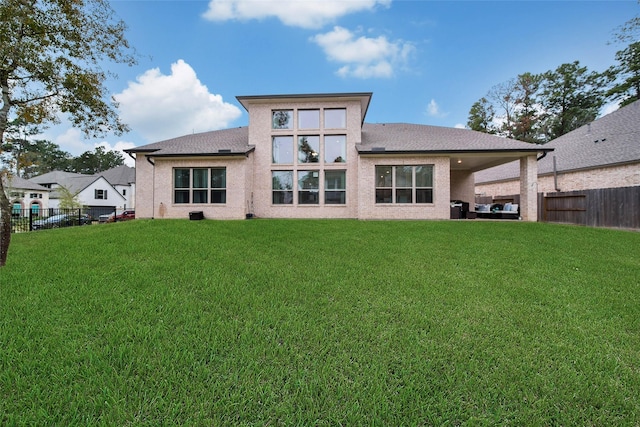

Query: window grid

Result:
[375,165,434,204]
[271,107,347,206]
[173,167,227,205]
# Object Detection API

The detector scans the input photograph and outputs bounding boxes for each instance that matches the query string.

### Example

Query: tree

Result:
[20,140,73,178]
[607,42,640,107]
[70,145,124,175]
[0,0,136,267]
[539,61,610,140]
[487,79,518,139]
[611,2,639,45]
[467,97,496,134]
[57,185,84,210]
[512,72,544,143]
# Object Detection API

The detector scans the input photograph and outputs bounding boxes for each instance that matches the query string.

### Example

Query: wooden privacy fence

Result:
[538,186,640,229]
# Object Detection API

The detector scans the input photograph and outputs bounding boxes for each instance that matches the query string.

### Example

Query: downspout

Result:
[553,156,560,192]
[146,156,156,218]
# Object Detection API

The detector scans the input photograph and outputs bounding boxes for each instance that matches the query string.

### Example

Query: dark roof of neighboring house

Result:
[358,123,548,153]
[3,175,49,192]
[125,127,253,157]
[96,165,135,186]
[29,170,85,185]
[476,100,640,183]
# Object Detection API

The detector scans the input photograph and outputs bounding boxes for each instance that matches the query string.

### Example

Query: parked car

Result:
[32,214,92,230]
[115,210,135,221]
[99,212,115,223]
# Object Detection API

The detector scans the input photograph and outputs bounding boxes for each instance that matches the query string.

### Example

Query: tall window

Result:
[325,170,346,204]
[193,168,208,203]
[271,107,349,206]
[272,171,293,204]
[174,168,227,204]
[298,171,319,204]
[375,165,433,204]
[211,168,227,203]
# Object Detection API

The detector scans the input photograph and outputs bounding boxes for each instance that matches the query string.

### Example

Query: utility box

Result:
[189,211,204,220]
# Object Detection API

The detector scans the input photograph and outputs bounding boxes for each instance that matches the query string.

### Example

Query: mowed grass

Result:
[1,219,639,425]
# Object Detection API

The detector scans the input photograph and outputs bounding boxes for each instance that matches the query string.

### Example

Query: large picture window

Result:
[174,167,227,204]
[375,165,433,204]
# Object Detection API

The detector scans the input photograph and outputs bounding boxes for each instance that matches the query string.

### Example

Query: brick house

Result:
[126,93,551,221]
[475,99,640,197]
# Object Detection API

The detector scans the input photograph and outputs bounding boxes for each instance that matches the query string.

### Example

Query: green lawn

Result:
[1,219,639,425]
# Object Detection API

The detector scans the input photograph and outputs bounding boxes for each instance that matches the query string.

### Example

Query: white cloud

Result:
[426,99,448,118]
[51,127,87,154]
[202,0,391,29]
[95,141,137,167]
[311,26,414,79]
[454,123,466,129]
[114,60,242,142]
[601,101,619,116]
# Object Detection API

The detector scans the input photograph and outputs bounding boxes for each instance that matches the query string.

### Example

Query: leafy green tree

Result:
[71,145,124,175]
[0,119,71,178]
[0,0,136,267]
[607,42,640,107]
[56,185,84,210]
[20,140,73,178]
[539,61,609,141]
[467,97,496,134]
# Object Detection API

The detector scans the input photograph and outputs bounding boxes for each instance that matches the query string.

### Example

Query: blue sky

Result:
[43,0,639,165]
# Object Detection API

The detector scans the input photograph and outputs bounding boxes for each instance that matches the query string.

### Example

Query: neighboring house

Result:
[475,100,640,197]
[126,92,552,221]
[29,170,126,218]
[4,174,50,217]
[97,165,136,209]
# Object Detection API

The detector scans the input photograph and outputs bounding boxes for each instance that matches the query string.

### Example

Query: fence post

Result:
[29,207,33,232]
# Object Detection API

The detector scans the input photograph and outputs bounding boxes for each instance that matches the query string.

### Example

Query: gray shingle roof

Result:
[475,100,640,183]
[359,123,547,153]
[95,165,135,185]
[29,170,85,185]
[126,127,253,157]
[3,175,49,192]
[127,122,549,158]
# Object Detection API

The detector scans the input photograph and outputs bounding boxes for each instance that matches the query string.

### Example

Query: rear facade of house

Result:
[128,93,548,221]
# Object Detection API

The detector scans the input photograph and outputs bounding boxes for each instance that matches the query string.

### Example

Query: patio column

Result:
[520,155,538,221]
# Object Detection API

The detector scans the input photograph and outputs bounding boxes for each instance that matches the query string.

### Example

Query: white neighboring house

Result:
[4,174,50,217]
[29,170,126,218]
[96,165,135,209]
